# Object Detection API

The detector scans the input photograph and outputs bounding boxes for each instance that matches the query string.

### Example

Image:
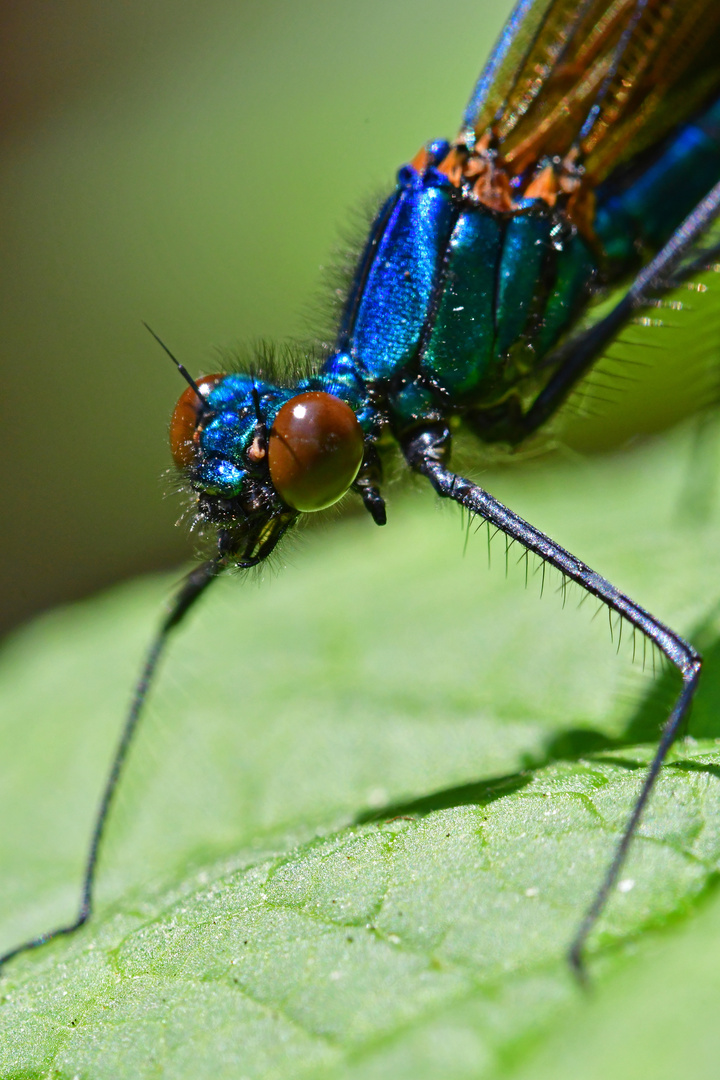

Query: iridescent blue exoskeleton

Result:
[4,0,720,978]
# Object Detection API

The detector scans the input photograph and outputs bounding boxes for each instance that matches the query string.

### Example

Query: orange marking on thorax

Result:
[523,165,559,206]
[436,146,467,187]
[409,146,432,174]
[409,135,597,244]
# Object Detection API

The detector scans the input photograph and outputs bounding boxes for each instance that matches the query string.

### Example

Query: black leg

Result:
[0,557,222,971]
[403,427,701,980]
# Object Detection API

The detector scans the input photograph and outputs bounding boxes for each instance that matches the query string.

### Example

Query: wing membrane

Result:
[559,217,720,442]
[463,0,720,184]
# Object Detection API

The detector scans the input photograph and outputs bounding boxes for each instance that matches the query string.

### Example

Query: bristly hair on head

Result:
[205,338,326,387]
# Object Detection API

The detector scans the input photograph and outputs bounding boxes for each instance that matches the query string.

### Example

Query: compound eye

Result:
[268,391,364,512]
[169,374,223,468]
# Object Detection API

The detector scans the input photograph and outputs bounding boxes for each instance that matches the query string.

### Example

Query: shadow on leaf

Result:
[356,770,532,824]
[358,610,720,824]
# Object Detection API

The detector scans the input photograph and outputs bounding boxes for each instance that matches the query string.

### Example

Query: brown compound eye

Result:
[169,374,223,468]
[268,391,365,512]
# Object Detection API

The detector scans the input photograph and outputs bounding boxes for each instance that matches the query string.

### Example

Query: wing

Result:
[559,216,720,448]
[462,0,720,186]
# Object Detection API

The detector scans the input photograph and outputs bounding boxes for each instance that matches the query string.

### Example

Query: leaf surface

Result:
[3,423,720,1078]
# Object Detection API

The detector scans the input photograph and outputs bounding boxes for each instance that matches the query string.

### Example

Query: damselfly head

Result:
[170,373,366,566]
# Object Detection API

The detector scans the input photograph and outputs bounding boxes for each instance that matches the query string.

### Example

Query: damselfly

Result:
[3,0,720,980]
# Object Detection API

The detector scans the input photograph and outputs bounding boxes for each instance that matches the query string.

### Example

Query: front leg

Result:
[402,424,701,978]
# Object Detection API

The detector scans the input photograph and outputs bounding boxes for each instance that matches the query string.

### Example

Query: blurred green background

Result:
[1,0,715,637]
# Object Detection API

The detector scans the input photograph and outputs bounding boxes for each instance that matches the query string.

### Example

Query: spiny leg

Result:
[403,425,701,980]
[0,556,223,971]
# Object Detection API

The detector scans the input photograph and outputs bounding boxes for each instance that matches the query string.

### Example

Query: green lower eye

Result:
[268,392,365,512]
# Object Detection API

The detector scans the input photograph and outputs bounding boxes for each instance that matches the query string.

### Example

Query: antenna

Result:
[250,383,265,424]
[142,321,210,413]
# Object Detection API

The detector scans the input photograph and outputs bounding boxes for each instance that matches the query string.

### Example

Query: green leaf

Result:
[2,422,720,1079]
